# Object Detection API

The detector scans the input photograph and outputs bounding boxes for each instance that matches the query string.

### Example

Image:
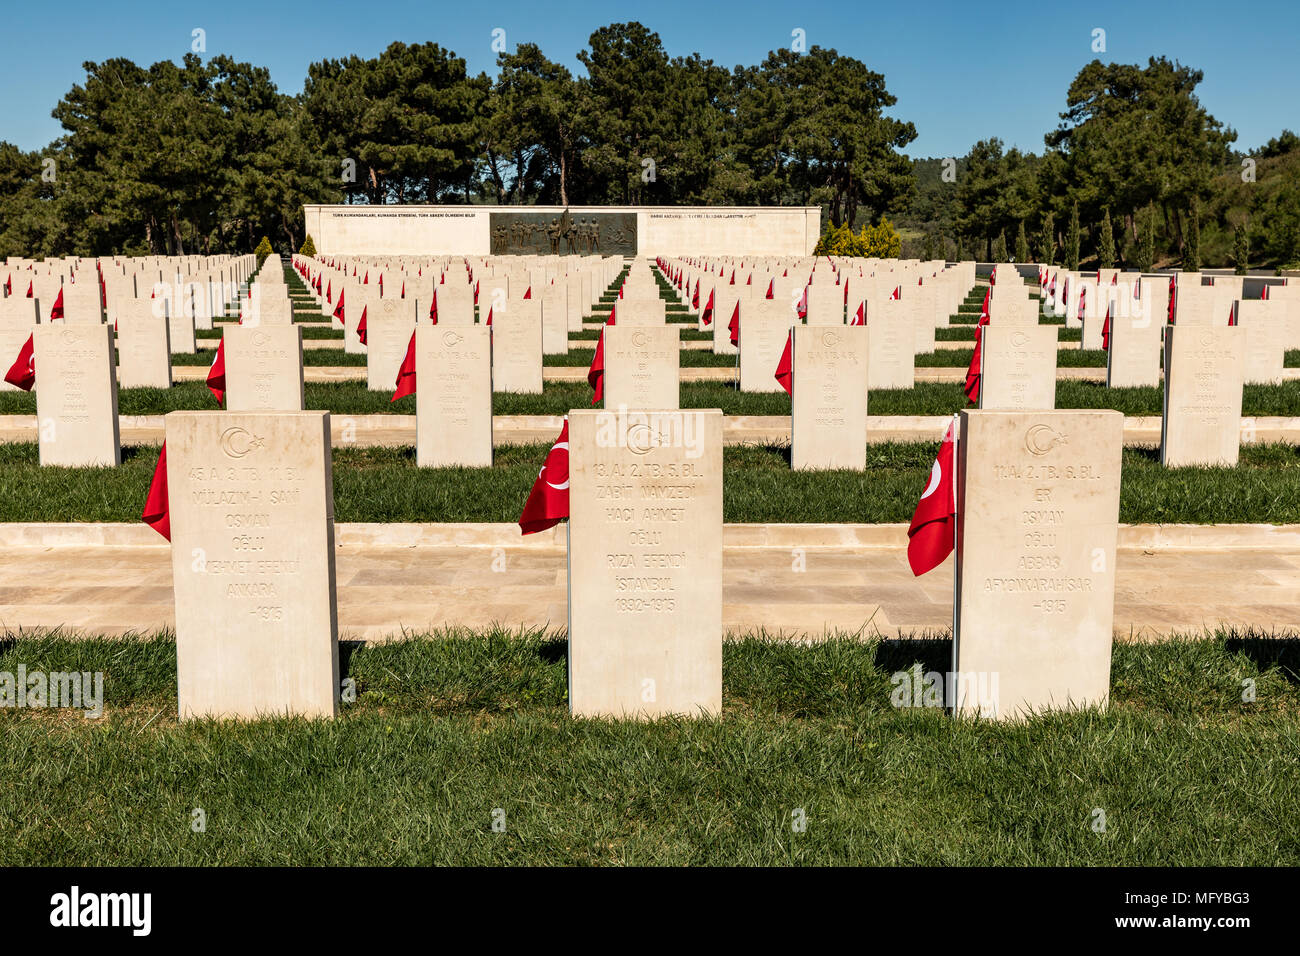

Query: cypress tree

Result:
[1099,208,1115,269]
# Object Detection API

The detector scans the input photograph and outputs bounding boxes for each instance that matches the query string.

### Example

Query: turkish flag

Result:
[357,305,368,345]
[764,278,774,299]
[142,442,171,541]
[980,287,990,323]
[1101,303,1111,350]
[206,338,226,406]
[692,280,699,309]
[430,289,439,324]
[332,288,345,323]
[523,286,531,299]
[1168,275,1176,324]
[49,288,64,321]
[701,288,714,326]
[774,329,793,396]
[963,333,982,405]
[1261,284,1270,301]
[25,281,33,298]
[890,285,900,300]
[850,301,865,326]
[518,418,570,535]
[907,421,956,576]
[392,330,417,402]
[728,301,740,347]
[588,311,616,405]
[796,285,808,320]
[4,333,35,390]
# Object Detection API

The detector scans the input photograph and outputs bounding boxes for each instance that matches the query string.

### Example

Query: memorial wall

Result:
[301,204,821,257]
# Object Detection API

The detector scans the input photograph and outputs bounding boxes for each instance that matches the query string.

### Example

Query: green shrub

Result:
[254,236,274,267]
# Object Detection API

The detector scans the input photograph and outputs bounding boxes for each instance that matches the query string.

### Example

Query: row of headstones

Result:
[1040,267,1298,385]
[293,254,634,392]
[165,405,1121,724]
[3,253,258,332]
[0,254,262,395]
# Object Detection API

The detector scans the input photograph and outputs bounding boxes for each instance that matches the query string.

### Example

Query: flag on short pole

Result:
[907,419,957,576]
[49,288,64,321]
[518,418,570,535]
[4,333,35,391]
[701,288,714,326]
[728,301,740,346]
[392,330,416,402]
[357,305,368,345]
[142,442,171,541]
[206,338,226,406]
[1101,302,1112,350]
[332,288,345,324]
[850,301,865,326]
[774,328,793,396]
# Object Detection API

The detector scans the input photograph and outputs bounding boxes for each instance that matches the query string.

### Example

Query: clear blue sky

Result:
[1,0,1296,158]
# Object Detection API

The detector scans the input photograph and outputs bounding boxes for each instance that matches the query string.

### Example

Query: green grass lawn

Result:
[0,440,1295,524]
[1,627,1296,865]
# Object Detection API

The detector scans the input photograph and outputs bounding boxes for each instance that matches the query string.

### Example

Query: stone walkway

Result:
[0,522,1295,641]
[1,413,1295,447]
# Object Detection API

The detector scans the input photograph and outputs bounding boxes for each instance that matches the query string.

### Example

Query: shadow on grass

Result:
[1223,634,1300,686]
[536,637,567,665]
[872,635,952,675]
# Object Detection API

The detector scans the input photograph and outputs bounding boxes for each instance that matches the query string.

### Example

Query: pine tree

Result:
[1066,203,1081,271]
[1015,221,1029,263]
[1038,213,1055,265]
[1098,209,1115,269]
[299,234,317,257]
[992,230,1008,263]
[955,235,965,262]
[1185,201,1201,271]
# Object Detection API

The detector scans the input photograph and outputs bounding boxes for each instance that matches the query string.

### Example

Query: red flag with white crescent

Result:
[4,333,35,390]
[518,418,570,535]
[907,420,957,576]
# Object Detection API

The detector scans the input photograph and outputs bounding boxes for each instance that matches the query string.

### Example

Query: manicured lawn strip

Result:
[917,349,1108,368]
[1,629,1297,865]
[166,350,366,367]
[197,326,342,340]
[0,379,1296,418]
[544,348,734,368]
[936,326,1084,342]
[0,441,1296,524]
